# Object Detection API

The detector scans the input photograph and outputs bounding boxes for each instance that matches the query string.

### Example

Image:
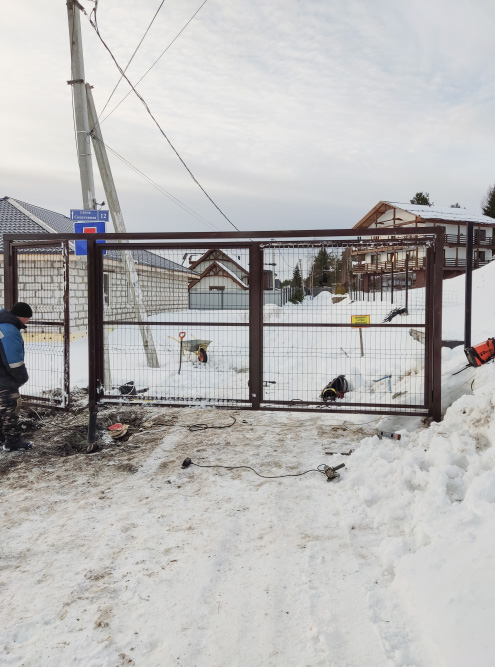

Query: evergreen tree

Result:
[482,184,495,219]
[306,248,343,290]
[450,203,462,208]
[410,192,433,206]
[289,263,304,304]
[309,248,330,288]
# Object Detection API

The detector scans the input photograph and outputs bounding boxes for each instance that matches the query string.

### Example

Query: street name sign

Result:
[70,209,109,222]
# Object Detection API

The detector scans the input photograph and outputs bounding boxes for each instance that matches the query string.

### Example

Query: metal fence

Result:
[4,227,443,421]
[4,241,71,407]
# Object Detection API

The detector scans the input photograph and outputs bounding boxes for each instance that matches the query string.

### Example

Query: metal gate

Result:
[257,239,441,416]
[84,227,442,420]
[4,227,443,420]
[3,240,71,408]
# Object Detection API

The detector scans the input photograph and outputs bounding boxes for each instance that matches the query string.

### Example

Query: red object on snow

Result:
[465,338,495,367]
[108,423,124,431]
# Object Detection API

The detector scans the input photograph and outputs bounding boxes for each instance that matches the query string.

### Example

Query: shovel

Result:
[178,331,186,375]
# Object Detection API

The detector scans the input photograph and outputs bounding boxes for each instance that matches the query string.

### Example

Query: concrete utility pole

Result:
[67,0,112,394]
[66,0,159,379]
[86,85,159,369]
[67,0,97,210]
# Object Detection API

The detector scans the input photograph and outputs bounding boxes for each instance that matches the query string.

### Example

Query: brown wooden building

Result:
[352,201,495,289]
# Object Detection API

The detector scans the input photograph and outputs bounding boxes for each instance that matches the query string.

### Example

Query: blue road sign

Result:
[74,221,106,256]
[70,209,109,222]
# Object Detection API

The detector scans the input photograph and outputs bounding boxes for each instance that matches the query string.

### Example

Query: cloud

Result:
[1,0,494,231]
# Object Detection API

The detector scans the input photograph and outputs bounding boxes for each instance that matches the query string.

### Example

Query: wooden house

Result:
[352,201,495,289]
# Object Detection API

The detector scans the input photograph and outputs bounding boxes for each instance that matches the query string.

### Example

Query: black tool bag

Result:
[321,375,349,401]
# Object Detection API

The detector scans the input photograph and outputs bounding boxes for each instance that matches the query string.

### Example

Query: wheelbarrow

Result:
[169,333,211,367]
[181,338,211,363]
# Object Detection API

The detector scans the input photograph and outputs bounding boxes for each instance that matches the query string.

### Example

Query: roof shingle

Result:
[0,196,195,274]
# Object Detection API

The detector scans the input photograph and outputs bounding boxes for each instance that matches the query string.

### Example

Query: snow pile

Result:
[443,258,495,342]
[338,360,495,665]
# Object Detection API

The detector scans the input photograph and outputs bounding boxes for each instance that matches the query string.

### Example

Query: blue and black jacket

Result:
[0,309,29,390]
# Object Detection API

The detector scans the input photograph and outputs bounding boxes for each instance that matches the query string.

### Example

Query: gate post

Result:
[63,241,71,407]
[464,221,473,349]
[432,228,444,422]
[87,236,103,444]
[249,243,263,409]
[424,246,433,412]
[3,238,17,310]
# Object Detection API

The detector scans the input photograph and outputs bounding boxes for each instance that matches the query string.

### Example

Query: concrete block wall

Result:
[1,254,191,336]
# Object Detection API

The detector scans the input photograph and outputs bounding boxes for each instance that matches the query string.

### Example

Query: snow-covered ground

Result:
[2,261,495,666]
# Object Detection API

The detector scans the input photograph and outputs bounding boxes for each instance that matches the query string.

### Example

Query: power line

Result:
[90,133,220,231]
[97,0,166,125]
[87,3,240,232]
[100,0,209,126]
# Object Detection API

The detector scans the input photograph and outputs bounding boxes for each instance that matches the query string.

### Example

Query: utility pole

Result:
[67,0,97,210]
[67,0,113,397]
[86,85,159,369]
[66,0,159,382]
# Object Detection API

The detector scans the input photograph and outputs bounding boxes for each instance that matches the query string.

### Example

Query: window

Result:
[478,251,486,262]
[103,272,110,306]
[209,285,225,291]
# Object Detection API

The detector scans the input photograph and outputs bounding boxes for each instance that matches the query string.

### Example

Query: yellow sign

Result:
[351,315,370,326]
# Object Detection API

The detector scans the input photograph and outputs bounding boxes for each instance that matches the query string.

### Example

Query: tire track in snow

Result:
[132,420,392,667]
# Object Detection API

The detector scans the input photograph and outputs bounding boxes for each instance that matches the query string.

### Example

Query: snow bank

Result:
[443,259,495,341]
[339,361,495,666]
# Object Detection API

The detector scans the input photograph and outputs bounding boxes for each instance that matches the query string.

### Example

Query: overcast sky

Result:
[1,0,494,233]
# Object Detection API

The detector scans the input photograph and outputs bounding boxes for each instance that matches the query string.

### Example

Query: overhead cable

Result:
[90,134,220,231]
[100,0,209,126]
[87,4,240,232]
[97,0,167,125]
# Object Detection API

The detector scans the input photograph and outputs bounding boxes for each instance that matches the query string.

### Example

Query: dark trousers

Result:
[0,389,22,439]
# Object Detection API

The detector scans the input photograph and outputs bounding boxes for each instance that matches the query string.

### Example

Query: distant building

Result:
[187,248,286,309]
[188,249,250,292]
[352,201,495,289]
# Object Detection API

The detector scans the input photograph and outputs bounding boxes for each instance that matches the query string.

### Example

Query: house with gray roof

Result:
[1,196,197,337]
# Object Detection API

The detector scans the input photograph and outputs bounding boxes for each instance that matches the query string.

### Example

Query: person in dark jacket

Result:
[0,302,34,451]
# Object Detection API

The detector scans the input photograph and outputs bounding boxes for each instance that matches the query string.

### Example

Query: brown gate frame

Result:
[3,239,71,408]
[4,227,444,434]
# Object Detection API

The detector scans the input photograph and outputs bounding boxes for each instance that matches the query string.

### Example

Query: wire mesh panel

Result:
[100,245,251,406]
[260,241,430,415]
[11,242,71,407]
[94,234,438,416]
[4,228,442,418]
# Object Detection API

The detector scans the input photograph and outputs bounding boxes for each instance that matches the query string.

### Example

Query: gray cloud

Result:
[1,0,494,232]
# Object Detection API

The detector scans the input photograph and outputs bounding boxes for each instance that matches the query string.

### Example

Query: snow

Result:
[2,262,495,666]
[386,202,493,224]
